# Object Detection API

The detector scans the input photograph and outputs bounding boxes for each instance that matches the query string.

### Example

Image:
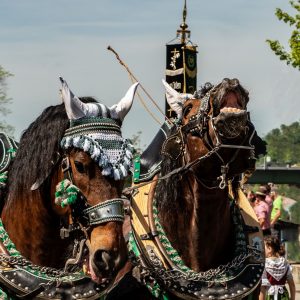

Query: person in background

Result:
[259,236,295,300]
[254,186,271,236]
[270,186,283,238]
[265,183,273,210]
[247,190,256,207]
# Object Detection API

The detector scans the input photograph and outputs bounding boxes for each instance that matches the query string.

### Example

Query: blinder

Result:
[161,132,184,161]
[161,89,212,161]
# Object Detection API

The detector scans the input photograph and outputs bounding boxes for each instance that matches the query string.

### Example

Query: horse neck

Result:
[159,173,234,272]
[1,175,70,268]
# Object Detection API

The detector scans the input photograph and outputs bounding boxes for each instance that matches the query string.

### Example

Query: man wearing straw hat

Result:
[254,186,271,236]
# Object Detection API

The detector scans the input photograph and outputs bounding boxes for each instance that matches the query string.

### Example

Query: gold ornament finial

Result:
[177,0,190,44]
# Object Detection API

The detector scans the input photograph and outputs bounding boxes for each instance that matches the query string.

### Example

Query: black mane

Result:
[155,125,183,212]
[6,97,98,204]
[156,83,214,212]
[7,103,68,197]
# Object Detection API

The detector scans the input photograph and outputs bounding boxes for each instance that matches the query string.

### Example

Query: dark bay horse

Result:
[0,78,139,299]
[124,78,266,300]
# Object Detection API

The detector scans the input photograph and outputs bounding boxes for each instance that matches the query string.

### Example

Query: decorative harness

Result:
[128,90,265,299]
[0,118,131,300]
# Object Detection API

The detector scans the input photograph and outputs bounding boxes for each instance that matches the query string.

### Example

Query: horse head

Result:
[52,77,139,283]
[1,78,138,292]
[162,78,263,184]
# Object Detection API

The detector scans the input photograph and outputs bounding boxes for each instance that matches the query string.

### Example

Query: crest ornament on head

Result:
[59,77,139,180]
[162,79,193,119]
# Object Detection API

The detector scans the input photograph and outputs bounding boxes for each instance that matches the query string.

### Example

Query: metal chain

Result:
[0,254,69,278]
[136,246,259,285]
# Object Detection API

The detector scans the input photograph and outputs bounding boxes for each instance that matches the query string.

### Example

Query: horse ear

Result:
[162,79,193,119]
[109,82,139,121]
[59,77,99,120]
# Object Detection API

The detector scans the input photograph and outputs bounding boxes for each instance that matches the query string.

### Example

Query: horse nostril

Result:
[93,250,113,272]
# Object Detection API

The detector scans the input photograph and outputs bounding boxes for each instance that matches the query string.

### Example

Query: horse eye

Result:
[183,105,193,118]
[74,161,85,173]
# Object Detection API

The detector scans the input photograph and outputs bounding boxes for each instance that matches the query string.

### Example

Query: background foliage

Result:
[266,0,300,70]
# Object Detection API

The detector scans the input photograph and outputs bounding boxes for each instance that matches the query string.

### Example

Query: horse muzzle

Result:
[213,109,248,139]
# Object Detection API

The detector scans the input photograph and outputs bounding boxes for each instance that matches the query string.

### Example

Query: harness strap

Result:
[83,198,125,225]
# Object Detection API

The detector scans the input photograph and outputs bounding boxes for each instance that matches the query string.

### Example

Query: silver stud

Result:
[256,274,260,277]
[11,279,15,283]
[107,208,111,213]
[13,272,16,276]
[237,290,241,293]
[25,287,29,290]
[243,287,247,291]
[232,293,235,296]
[201,294,205,297]
[89,290,93,294]
[249,283,253,287]
[224,295,229,298]
[90,212,96,219]
[48,293,52,297]
[18,283,22,287]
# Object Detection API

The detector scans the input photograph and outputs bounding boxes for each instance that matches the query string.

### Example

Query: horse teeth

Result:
[221,107,242,113]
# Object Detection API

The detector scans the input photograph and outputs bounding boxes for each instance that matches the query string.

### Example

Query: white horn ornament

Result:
[59,76,100,120]
[162,79,193,119]
[109,82,139,121]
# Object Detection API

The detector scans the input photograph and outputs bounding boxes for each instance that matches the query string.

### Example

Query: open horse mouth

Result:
[82,255,111,285]
[213,79,248,139]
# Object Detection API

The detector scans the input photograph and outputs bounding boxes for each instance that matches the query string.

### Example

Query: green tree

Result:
[266,0,300,70]
[264,121,300,165]
[0,65,14,134]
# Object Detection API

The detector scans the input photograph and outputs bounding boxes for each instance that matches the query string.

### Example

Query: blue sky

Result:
[1,0,300,147]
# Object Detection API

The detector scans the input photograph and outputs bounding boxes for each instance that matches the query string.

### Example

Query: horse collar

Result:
[129,182,265,300]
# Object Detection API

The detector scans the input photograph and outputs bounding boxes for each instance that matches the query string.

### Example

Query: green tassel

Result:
[55,179,80,208]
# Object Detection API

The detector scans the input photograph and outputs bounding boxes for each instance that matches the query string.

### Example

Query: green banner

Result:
[165,44,197,118]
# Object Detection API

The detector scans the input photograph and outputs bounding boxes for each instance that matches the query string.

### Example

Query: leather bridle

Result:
[59,155,127,271]
[161,88,256,189]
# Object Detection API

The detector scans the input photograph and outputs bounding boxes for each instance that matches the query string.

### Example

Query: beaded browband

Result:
[61,117,133,180]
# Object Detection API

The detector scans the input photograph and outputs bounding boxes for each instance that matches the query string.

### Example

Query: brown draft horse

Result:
[157,78,264,299]
[0,78,139,299]
[159,78,252,271]
[114,78,266,300]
